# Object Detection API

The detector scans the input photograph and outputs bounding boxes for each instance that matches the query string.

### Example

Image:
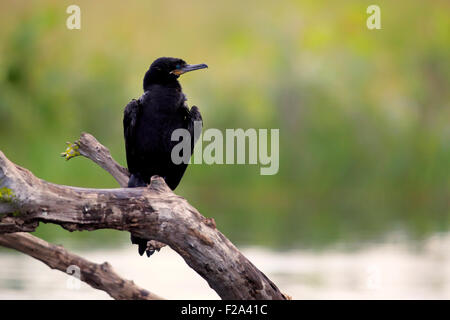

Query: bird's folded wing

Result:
[123,98,141,174]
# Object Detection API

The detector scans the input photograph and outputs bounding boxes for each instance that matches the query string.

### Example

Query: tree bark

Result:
[0,133,286,300]
[61,133,130,187]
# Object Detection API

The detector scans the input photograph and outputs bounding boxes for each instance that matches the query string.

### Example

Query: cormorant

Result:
[123,57,207,257]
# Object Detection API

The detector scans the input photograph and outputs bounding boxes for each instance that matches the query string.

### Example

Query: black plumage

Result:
[124,57,207,256]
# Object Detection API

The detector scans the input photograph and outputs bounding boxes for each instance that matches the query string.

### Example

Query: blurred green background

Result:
[0,0,448,249]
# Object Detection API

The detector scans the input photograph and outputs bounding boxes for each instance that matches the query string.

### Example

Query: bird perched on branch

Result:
[123,57,207,257]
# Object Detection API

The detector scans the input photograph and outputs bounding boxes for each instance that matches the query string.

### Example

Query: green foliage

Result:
[0,0,448,248]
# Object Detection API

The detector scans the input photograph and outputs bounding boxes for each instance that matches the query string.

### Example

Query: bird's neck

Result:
[143,71,181,92]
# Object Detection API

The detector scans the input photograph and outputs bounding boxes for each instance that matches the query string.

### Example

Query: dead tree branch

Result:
[0,232,163,300]
[0,133,286,300]
[61,132,130,187]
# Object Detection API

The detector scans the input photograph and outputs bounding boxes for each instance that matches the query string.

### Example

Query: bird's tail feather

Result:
[128,173,154,257]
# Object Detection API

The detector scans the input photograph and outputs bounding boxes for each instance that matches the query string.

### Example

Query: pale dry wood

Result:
[61,132,130,187]
[0,232,163,300]
[0,135,286,300]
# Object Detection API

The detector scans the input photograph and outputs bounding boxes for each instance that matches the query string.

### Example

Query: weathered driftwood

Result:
[0,232,163,300]
[61,133,130,187]
[0,133,286,300]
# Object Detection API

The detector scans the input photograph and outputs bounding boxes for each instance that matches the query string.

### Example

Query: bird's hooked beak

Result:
[171,63,208,76]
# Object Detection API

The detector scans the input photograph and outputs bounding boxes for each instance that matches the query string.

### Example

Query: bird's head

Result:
[143,57,208,91]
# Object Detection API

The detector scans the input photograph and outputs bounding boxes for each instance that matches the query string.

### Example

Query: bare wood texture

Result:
[0,137,286,299]
[61,132,130,187]
[0,232,163,300]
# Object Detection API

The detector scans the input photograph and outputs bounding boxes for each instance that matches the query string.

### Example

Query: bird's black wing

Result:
[187,105,203,151]
[164,105,203,190]
[123,98,141,175]
[180,105,203,152]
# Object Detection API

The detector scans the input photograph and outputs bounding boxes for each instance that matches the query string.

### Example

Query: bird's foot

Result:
[130,235,163,258]
[60,141,80,160]
[147,240,165,255]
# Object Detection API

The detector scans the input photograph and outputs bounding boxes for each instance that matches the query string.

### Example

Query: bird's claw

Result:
[143,241,162,258]
[61,141,81,160]
[131,235,163,258]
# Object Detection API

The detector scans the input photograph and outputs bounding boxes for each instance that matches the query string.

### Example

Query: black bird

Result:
[124,57,207,257]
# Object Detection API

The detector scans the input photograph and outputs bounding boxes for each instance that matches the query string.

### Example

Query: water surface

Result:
[0,233,448,299]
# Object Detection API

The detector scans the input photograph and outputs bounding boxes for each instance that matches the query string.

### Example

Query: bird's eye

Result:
[176,64,181,69]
